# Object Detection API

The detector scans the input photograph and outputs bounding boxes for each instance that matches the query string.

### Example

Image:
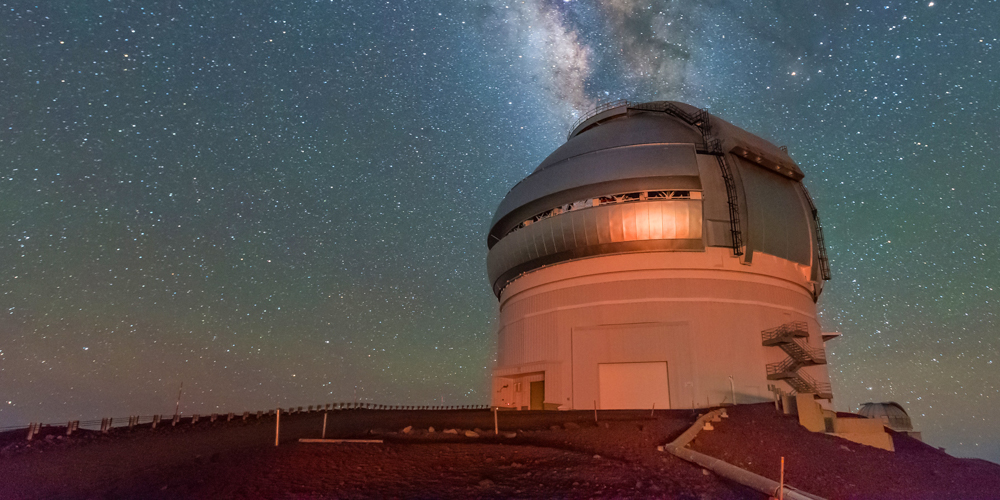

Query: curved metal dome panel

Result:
[487,199,703,295]
[536,112,704,173]
[490,144,702,243]
[737,157,814,266]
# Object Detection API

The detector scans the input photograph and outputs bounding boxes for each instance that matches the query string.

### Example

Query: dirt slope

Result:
[1,405,995,499]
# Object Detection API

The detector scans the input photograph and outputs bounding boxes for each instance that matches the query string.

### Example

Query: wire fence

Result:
[0,402,492,439]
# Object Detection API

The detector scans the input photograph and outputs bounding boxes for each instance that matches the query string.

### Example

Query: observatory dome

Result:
[487,101,828,298]
[487,100,835,411]
[859,402,914,432]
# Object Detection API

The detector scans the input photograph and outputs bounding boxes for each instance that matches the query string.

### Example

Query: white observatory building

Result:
[487,101,835,410]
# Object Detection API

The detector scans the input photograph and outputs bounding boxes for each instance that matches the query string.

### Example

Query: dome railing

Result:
[568,99,631,139]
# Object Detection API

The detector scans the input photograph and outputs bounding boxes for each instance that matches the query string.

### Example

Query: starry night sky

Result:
[2,1,997,461]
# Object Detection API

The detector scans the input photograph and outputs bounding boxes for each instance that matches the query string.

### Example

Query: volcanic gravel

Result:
[2,405,995,499]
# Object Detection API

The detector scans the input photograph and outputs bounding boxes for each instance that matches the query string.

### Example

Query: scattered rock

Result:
[657,445,664,452]
[564,422,580,429]
[635,481,643,488]
[503,432,517,438]
[702,469,710,476]
[402,426,413,434]
[840,445,853,452]
[428,426,435,433]
[593,455,601,459]
[443,429,458,434]
[464,430,479,438]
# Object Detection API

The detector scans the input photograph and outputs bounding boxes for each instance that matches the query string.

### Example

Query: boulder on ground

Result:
[443,428,458,434]
[402,426,412,434]
[465,430,479,438]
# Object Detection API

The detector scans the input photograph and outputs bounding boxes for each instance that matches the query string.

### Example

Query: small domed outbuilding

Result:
[487,101,835,410]
[859,402,914,432]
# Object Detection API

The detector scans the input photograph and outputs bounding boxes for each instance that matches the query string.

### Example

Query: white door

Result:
[598,362,670,409]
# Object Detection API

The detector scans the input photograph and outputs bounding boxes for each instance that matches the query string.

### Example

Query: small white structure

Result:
[487,101,835,410]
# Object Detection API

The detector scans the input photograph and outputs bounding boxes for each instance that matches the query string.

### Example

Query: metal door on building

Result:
[529,381,545,410]
[598,361,670,409]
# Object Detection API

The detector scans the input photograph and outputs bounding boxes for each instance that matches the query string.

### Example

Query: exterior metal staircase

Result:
[630,101,744,257]
[799,184,832,281]
[761,322,832,399]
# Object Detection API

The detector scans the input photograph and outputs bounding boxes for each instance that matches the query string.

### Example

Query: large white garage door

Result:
[598,362,670,410]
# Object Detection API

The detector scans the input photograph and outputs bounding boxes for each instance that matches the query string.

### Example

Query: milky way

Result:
[1,1,997,462]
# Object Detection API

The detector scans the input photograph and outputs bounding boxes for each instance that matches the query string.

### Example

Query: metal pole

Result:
[493,407,498,434]
[174,382,183,420]
[729,376,736,405]
[322,412,328,439]
[593,400,598,424]
[780,456,785,500]
[275,408,280,447]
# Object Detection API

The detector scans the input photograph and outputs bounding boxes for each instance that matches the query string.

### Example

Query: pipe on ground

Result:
[663,409,826,500]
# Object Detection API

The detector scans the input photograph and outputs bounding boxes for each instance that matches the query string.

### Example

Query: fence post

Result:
[26,423,35,441]
[227,412,234,422]
[192,414,199,425]
[275,407,281,447]
[66,421,74,436]
[172,414,180,426]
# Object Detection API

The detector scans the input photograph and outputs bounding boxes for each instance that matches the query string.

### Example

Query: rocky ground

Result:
[688,403,1000,500]
[1,404,996,499]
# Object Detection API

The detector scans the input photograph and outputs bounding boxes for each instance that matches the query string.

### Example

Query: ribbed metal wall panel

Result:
[487,200,703,288]
[499,276,814,327]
